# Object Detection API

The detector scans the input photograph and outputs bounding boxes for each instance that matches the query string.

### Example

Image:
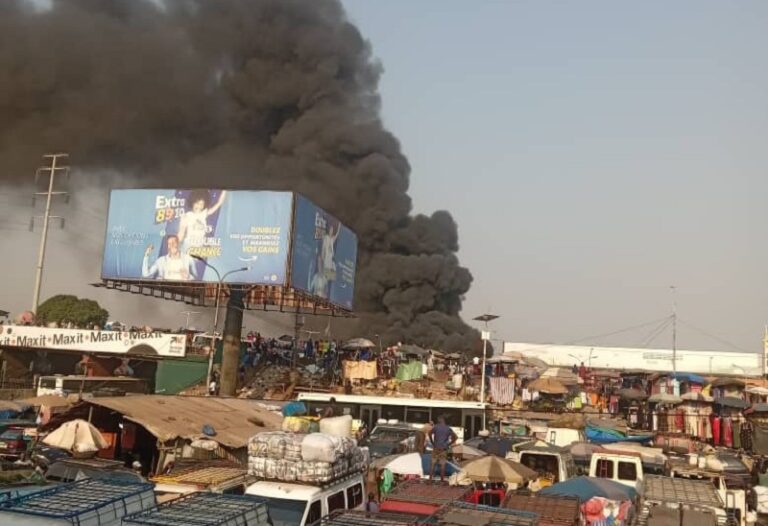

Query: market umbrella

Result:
[711,378,745,388]
[539,476,637,502]
[342,338,376,350]
[618,388,648,401]
[371,452,461,477]
[746,387,768,396]
[528,377,569,395]
[450,443,487,459]
[487,354,519,364]
[714,397,748,409]
[460,456,537,484]
[540,367,580,385]
[43,419,108,456]
[680,392,714,403]
[648,393,682,404]
[746,403,768,415]
[399,344,429,358]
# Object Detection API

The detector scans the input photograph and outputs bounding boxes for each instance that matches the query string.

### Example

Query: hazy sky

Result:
[343,0,768,352]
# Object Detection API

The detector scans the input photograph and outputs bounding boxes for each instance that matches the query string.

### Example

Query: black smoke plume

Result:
[0,0,479,351]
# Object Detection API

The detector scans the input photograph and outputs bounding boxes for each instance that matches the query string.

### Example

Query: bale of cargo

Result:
[248,431,303,461]
[282,401,307,417]
[301,433,356,464]
[319,415,353,437]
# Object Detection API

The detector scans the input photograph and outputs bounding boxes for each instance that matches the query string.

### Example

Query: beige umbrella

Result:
[461,455,537,484]
[528,377,569,394]
[451,443,487,459]
[43,419,108,457]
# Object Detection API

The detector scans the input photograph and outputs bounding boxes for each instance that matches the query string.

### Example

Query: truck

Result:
[638,475,729,526]
[507,440,577,486]
[430,501,538,526]
[245,472,366,526]
[0,478,156,526]
[589,450,644,490]
[668,461,747,526]
[123,491,270,526]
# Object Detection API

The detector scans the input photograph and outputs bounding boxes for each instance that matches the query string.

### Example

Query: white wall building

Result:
[503,341,763,377]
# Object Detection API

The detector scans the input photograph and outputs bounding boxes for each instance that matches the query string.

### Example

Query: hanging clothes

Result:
[723,417,734,448]
[742,420,754,452]
[733,420,742,449]
[675,409,685,433]
[712,416,721,446]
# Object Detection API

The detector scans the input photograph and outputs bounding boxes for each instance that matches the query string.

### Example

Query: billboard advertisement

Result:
[0,325,186,357]
[102,189,293,284]
[290,194,357,309]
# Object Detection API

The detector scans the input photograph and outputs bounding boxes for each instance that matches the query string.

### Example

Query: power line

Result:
[678,318,754,354]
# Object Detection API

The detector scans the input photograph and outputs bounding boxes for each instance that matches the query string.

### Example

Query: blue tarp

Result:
[669,372,706,385]
[586,424,653,445]
[540,476,637,501]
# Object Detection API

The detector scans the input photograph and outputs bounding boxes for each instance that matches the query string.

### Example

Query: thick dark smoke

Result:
[0,0,479,351]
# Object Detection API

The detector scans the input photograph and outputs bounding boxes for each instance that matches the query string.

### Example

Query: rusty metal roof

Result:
[83,395,282,448]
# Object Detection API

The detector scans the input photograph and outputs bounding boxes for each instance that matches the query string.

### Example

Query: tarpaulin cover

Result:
[586,424,652,444]
[343,360,378,380]
[540,476,636,501]
[395,361,423,381]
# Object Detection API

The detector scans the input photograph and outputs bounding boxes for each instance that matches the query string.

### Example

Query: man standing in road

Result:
[429,416,457,482]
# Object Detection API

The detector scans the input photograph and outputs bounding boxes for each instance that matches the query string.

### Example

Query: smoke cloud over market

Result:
[0,0,479,351]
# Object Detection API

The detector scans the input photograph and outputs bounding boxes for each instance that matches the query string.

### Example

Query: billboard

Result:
[290,194,358,309]
[102,189,293,285]
[0,325,186,357]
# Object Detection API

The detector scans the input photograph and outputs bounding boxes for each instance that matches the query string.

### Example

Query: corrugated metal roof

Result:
[84,395,282,448]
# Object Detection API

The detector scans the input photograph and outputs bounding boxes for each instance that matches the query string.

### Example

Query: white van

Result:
[589,451,644,490]
[245,473,366,526]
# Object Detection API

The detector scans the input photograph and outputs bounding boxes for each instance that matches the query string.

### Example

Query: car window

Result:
[595,459,614,479]
[346,483,363,508]
[307,500,322,524]
[327,490,345,513]
[618,461,637,481]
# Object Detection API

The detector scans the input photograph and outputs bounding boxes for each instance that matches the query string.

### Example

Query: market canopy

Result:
[648,393,682,405]
[746,387,768,396]
[528,377,569,395]
[459,456,537,484]
[617,388,648,400]
[711,378,746,387]
[450,443,486,459]
[540,476,636,502]
[714,397,748,409]
[487,354,519,364]
[540,367,579,385]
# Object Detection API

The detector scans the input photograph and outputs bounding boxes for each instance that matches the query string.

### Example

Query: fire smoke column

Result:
[0,0,480,352]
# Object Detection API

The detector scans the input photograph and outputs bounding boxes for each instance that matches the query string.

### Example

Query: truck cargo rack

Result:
[123,492,269,526]
[503,494,580,525]
[152,465,251,489]
[310,510,425,526]
[250,470,365,490]
[381,480,472,506]
[0,478,155,524]
[430,502,539,526]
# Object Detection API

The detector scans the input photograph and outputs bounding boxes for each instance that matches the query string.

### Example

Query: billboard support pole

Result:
[220,286,245,396]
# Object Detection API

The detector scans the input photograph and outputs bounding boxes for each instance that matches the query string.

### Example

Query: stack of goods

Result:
[248,431,369,484]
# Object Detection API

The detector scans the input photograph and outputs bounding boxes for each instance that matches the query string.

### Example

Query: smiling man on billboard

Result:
[142,234,197,281]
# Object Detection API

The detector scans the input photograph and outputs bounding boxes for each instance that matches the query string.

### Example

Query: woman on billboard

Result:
[177,189,227,256]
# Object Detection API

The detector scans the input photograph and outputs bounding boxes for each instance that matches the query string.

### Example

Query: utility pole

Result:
[670,285,677,376]
[473,313,499,432]
[31,153,69,314]
[763,325,767,387]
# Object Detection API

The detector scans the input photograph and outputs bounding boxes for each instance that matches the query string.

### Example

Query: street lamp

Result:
[191,255,248,394]
[473,313,499,431]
